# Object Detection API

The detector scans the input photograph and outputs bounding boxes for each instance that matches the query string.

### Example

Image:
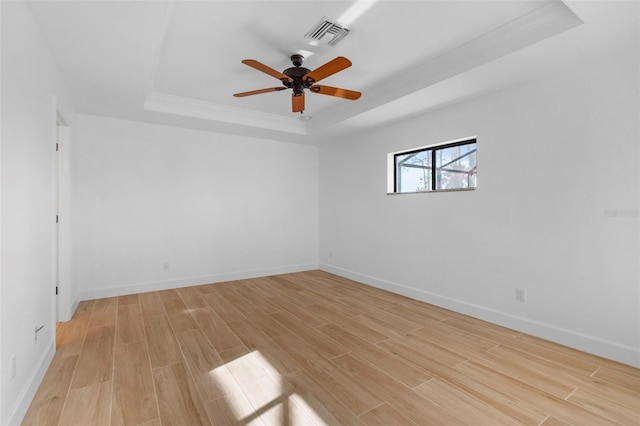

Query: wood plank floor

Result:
[23,270,640,425]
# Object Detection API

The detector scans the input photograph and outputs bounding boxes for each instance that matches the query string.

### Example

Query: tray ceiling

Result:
[24,1,639,143]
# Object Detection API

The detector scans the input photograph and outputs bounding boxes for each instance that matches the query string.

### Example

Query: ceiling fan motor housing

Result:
[283,67,313,92]
[282,54,315,94]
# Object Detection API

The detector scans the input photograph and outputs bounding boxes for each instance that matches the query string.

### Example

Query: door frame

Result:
[55,108,72,322]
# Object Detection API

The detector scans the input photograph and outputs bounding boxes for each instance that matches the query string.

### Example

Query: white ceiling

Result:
[25,0,639,143]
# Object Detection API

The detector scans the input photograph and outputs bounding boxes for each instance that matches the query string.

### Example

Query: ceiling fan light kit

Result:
[234,54,361,113]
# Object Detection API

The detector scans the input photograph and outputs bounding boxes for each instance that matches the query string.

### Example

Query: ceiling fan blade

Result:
[310,85,361,100]
[292,92,305,113]
[241,59,292,82]
[233,87,287,97]
[303,56,352,84]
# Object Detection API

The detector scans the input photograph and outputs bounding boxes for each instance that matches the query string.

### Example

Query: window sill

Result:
[387,187,476,195]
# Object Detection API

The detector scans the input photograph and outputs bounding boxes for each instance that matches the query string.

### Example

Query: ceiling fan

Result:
[233,54,361,113]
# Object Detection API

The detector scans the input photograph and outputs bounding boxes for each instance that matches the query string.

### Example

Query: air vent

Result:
[305,17,351,47]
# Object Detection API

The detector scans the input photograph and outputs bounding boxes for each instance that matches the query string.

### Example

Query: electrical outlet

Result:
[162,261,169,270]
[516,288,526,302]
[11,356,16,381]
[328,250,333,259]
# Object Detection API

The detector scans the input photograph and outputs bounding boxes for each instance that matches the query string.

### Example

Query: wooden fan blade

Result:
[242,59,292,82]
[292,92,305,113]
[310,85,361,100]
[233,87,287,97]
[304,57,352,84]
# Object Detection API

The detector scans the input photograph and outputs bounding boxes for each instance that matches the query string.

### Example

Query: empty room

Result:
[1,0,639,425]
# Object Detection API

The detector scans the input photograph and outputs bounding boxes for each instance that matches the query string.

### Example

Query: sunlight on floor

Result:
[211,350,330,425]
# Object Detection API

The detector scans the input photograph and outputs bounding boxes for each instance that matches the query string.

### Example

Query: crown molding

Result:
[144,91,308,135]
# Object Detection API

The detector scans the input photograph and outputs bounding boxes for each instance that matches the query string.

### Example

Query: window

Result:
[391,138,477,193]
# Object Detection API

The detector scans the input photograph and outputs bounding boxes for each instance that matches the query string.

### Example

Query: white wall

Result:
[319,48,639,367]
[0,2,77,424]
[73,115,318,299]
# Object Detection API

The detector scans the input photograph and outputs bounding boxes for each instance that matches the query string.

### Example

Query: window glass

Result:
[396,150,432,192]
[435,143,477,190]
[392,139,476,193]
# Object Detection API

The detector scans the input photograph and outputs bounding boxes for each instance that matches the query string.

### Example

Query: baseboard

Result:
[4,340,55,426]
[70,295,79,318]
[78,263,319,301]
[320,263,640,368]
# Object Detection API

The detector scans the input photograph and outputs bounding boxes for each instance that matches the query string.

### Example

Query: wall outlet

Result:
[11,355,16,381]
[328,250,333,259]
[516,288,526,302]
[162,261,169,270]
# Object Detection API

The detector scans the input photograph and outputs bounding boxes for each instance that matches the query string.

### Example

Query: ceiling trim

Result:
[144,91,308,135]
[309,0,584,131]
[143,2,308,136]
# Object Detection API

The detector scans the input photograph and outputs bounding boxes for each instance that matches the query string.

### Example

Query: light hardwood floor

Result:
[23,270,640,425]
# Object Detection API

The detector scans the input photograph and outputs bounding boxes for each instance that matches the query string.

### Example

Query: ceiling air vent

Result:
[305,17,351,47]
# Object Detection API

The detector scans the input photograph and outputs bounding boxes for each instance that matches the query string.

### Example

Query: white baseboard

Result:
[4,340,55,426]
[70,296,79,318]
[320,263,640,368]
[78,263,319,301]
